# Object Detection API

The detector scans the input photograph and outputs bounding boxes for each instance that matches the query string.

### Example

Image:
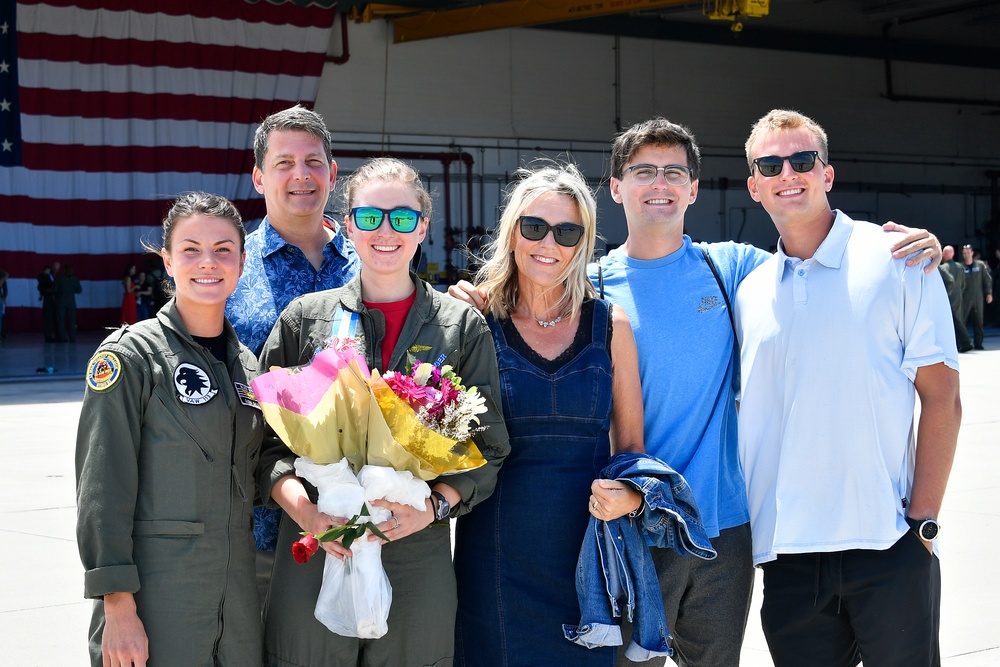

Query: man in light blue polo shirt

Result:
[736,108,961,667]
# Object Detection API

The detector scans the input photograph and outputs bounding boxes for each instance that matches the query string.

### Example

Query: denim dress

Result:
[454,299,616,667]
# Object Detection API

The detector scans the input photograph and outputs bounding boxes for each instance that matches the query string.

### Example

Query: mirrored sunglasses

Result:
[518,216,585,248]
[349,206,422,233]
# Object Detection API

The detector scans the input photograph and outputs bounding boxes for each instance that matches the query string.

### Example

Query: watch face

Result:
[919,521,940,541]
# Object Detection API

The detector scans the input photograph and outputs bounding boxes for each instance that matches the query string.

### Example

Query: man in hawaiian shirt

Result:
[226,105,359,599]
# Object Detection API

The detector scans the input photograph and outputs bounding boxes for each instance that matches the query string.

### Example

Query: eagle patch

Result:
[173,363,218,405]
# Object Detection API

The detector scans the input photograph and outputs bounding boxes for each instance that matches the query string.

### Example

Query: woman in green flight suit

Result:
[76,192,264,666]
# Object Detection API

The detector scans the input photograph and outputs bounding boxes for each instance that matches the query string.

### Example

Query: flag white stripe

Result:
[20,115,257,150]
[0,167,256,200]
[0,222,162,254]
[19,59,322,101]
[17,3,333,53]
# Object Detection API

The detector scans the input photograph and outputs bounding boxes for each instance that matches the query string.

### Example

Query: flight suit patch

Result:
[86,352,122,392]
[234,382,260,410]
[174,363,218,405]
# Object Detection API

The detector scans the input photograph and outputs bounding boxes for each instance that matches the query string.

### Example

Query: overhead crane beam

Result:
[358,0,698,43]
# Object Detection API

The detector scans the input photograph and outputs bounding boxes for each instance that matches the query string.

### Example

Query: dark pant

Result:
[617,522,754,667]
[760,531,940,667]
[962,301,985,347]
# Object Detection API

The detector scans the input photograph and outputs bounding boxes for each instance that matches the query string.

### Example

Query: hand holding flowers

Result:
[251,340,492,638]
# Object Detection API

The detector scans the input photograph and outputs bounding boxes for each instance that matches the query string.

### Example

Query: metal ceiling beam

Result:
[371,0,698,43]
[541,15,1000,70]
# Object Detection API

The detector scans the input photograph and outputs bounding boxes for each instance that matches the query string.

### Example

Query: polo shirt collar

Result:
[776,210,853,282]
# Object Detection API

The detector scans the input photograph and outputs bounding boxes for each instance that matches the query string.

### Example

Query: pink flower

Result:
[292,534,320,564]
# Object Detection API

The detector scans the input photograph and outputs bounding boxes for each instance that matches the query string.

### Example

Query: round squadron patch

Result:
[86,352,122,392]
[173,363,218,405]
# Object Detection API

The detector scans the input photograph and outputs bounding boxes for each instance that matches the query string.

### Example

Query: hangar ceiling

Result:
[326,1,999,70]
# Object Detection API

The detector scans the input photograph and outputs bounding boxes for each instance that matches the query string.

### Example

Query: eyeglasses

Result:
[751,151,826,177]
[622,164,693,186]
[349,207,422,233]
[518,216,585,248]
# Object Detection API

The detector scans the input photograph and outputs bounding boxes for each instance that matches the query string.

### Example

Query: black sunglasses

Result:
[518,216,585,248]
[349,206,422,233]
[751,150,826,177]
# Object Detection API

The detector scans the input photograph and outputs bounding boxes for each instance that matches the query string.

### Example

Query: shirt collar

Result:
[259,214,347,259]
[776,210,853,282]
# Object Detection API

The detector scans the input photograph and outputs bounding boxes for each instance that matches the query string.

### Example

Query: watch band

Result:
[431,490,451,522]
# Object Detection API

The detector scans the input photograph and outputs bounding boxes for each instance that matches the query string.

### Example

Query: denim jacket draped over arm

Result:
[563,452,717,662]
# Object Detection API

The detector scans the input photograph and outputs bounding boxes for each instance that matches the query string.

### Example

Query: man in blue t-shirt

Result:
[226,105,359,600]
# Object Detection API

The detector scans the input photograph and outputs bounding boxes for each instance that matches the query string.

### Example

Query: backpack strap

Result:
[700,244,740,392]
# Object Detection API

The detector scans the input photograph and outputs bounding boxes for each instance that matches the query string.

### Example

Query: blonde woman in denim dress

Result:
[453,164,646,667]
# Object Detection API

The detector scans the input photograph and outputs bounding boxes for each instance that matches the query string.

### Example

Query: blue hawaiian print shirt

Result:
[226,215,359,550]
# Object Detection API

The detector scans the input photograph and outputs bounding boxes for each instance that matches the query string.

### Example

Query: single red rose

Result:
[292,534,320,564]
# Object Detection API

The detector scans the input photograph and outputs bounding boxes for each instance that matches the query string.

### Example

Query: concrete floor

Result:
[0,331,997,665]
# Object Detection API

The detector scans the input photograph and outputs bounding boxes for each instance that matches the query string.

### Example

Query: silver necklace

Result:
[536,315,562,328]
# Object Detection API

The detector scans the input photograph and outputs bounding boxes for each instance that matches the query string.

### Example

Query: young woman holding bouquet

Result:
[256,157,509,667]
[452,164,646,666]
[75,192,264,666]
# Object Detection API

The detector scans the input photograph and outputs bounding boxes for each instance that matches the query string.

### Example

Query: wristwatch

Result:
[906,516,940,542]
[430,490,451,523]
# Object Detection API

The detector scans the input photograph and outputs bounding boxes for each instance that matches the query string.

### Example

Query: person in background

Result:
[960,244,993,350]
[76,192,264,666]
[256,157,508,667]
[120,263,138,325]
[37,263,58,341]
[737,108,960,667]
[134,270,153,321]
[55,263,83,342]
[452,163,645,667]
[145,255,170,314]
[991,248,1000,326]
[226,105,360,588]
[939,245,972,352]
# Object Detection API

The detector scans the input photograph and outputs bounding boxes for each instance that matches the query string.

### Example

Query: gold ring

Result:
[592,500,599,510]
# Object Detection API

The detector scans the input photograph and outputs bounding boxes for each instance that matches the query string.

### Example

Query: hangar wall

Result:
[311,20,1000,277]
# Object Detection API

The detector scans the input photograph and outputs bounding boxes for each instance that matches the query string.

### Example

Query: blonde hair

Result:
[476,162,597,320]
[745,109,829,170]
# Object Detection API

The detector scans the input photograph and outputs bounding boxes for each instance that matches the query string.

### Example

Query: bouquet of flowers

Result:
[250,337,489,638]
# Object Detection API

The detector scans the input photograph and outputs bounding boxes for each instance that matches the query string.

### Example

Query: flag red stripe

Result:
[0,195,267,229]
[19,88,309,124]
[22,142,255,174]
[18,33,326,76]
[16,0,336,28]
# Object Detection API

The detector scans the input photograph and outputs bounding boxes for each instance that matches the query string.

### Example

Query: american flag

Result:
[0,0,335,332]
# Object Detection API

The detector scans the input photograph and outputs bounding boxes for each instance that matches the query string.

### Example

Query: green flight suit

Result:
[961,259,993,347]
[76,299,264,666]
[939,259,972,349]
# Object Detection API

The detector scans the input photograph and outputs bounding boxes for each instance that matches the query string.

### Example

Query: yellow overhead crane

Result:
[352,0,769,43]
